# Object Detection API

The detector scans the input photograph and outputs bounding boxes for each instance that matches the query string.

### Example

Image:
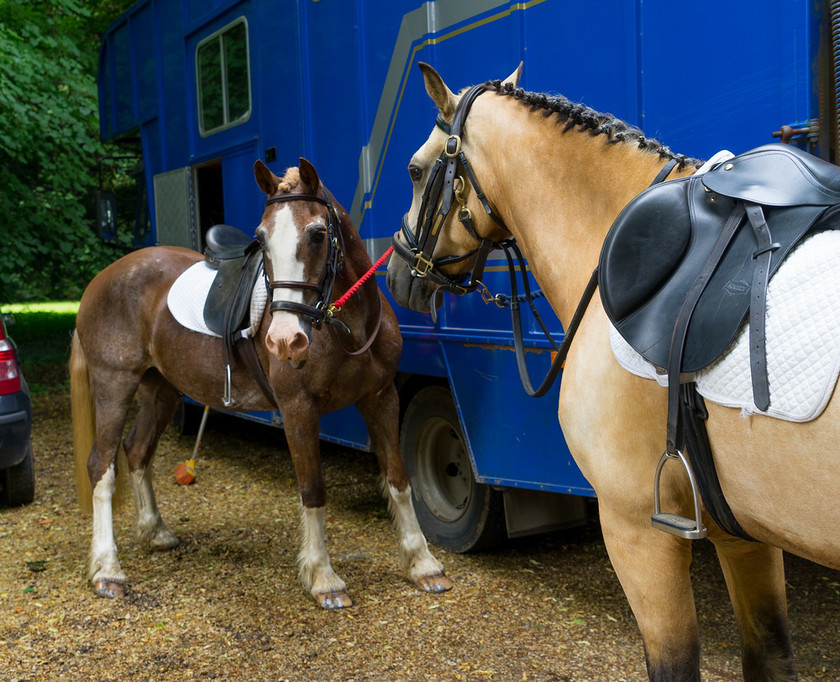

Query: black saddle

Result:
[200,225,276,408]
[599,144,840,540]
[205,224,255,264]
[601,143,840,386]
[203,225,263,337]
[599,143,840,541]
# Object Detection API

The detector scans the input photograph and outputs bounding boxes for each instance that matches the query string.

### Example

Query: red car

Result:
[0,313,34,506]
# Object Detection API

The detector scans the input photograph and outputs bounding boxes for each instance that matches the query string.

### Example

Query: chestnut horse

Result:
[387,64,840,679]
[71,158,451,608]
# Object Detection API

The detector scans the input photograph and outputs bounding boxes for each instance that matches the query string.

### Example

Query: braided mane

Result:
[487,80,703,170]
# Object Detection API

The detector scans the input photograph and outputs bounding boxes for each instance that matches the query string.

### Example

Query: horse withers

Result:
[387,63,840,680]
[71,158,451,608]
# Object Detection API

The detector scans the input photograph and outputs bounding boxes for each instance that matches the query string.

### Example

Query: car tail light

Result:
[0,336,22,395]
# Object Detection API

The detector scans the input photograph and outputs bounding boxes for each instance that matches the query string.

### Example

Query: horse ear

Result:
[418,62,457,121]
[254,159,280,195]
[298,157,320,193]
[503,62,523,88]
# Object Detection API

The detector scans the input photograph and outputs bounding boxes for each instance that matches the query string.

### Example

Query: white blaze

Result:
[264,205,308,346]
[266,205,306,304]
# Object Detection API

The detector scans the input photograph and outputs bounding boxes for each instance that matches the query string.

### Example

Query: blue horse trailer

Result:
[97,0,831,551]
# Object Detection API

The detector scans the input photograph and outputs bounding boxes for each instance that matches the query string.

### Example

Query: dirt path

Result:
[1,392,838,680]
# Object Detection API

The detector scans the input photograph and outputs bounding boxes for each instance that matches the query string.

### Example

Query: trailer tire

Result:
[400,386,505,553]
[173,399,203,436]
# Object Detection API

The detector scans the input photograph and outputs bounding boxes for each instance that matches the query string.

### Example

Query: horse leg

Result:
[86,371,141,599]
[711,537,796,680]
[356,385,452,593]
[598,501,702,681]
[122,371,181,552]
[283,409,350,609]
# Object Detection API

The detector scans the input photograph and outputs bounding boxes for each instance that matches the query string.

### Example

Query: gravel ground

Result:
[1,391,838,681]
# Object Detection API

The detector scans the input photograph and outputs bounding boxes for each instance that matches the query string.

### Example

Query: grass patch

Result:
[2,301,79,395]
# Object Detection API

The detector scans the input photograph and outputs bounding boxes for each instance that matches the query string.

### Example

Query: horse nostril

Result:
[289,332,309,356]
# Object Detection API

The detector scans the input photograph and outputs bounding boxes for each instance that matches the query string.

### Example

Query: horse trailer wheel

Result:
[173,399,203,436]
[2,442,35,506]
[400,386,505,553]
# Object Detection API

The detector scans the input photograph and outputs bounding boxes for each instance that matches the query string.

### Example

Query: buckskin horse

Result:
[387,63,840,679]
[71,158,451,608]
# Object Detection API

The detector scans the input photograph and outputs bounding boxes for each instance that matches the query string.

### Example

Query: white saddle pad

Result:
[610,229,840,422]
[167,261,267,338]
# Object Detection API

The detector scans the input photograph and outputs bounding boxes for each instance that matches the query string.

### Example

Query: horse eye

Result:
[408,165,423,182]
[309,226,326,244]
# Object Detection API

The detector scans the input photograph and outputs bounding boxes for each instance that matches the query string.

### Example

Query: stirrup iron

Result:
[651,449,707,539]
[222,363,235,407]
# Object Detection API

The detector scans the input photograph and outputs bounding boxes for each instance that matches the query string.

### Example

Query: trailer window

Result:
[196,18,251,136]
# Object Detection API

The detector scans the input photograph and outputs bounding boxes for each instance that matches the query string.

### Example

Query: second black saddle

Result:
[599,143,840,374]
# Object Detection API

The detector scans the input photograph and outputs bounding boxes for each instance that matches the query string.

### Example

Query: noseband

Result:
[391,84,509,295]
[262,192,343,329]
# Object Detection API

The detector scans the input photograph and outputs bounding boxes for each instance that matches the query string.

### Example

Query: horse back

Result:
[76,247,202,358]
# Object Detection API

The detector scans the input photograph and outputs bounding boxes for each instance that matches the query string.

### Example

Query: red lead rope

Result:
[329,246,393,314]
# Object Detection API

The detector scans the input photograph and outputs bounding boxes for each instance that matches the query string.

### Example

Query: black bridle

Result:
[391,84,508,296]
[262,192,343,329]
[391,82,680,399]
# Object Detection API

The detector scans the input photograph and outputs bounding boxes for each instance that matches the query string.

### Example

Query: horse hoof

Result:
[94,578,125,599]
[416,572,453,594]
[150,531,180,551]
[316,590,353,609]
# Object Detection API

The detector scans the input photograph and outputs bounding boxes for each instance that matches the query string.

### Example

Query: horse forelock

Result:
[485,80,703,170]
[275,167,302,194]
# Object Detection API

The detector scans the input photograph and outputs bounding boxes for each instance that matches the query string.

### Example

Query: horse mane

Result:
[486,80,703,170]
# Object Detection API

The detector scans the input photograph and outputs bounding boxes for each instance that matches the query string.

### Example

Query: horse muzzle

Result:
[265,313,312,367]
[386,239,444,315]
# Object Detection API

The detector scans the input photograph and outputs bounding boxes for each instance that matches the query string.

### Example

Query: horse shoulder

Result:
[557,303,666,500]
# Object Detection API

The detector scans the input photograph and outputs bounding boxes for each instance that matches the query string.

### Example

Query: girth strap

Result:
[679,383,755,539]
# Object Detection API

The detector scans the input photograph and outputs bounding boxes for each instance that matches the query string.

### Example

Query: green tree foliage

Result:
[0,0,134,301]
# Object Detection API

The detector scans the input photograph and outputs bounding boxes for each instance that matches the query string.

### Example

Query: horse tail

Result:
[70,331,130,514]
[70,331,95,514]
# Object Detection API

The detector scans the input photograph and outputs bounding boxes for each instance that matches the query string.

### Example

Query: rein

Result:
[501,160,679,396]
[329,246,393,313]
[502,158,679,396]
[327,246,394,357]
[495,241,598,397]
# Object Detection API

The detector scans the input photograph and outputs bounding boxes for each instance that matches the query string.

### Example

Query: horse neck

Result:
[470,96,691,327]
[334,211,379,310]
